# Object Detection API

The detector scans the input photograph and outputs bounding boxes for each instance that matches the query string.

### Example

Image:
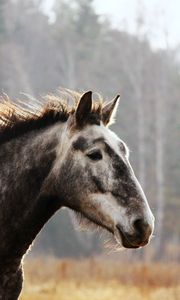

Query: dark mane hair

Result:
[0,90,103,144]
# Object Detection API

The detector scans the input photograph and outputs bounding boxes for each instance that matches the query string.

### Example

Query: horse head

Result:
[54,91,154,249]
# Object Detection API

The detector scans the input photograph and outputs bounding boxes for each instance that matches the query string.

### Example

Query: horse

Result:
[0,90,154,299]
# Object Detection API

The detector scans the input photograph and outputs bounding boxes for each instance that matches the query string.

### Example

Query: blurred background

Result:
[0,0,180,299]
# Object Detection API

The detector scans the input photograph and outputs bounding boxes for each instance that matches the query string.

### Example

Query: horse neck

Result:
[0,122,65,259]
[0,258,23,300]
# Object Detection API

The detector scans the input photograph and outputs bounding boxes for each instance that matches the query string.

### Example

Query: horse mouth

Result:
[114,224,149,249]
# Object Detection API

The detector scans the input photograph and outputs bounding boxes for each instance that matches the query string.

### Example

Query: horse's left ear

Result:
[102,95,120,126]
[75,91,92,127]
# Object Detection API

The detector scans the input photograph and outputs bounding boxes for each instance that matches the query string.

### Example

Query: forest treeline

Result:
[0,0,179,260]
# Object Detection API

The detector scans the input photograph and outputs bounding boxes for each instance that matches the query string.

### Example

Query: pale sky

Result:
[42,0,180,49]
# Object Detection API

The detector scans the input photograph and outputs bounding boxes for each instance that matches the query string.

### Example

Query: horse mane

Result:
[0,90,103,144]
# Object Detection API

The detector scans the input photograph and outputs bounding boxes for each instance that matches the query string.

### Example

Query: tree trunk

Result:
[154,89,166,259]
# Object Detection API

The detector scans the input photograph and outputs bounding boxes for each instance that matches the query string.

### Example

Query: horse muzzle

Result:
[115,218,154,248]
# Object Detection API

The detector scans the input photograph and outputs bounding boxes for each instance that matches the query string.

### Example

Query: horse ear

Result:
[102,95,120,126]
[76,91,92,127]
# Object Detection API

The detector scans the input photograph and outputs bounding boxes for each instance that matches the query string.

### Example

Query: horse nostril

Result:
[133,218,151,236]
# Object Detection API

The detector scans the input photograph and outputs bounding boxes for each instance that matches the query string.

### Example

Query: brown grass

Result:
[20,257,180,300]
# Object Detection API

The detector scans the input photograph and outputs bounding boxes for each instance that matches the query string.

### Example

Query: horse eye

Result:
[87,150,102,161]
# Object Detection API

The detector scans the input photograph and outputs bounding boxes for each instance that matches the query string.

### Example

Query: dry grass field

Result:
[20,258,180,300]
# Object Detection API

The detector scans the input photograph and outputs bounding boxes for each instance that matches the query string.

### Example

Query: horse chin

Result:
[114,226,140,249]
